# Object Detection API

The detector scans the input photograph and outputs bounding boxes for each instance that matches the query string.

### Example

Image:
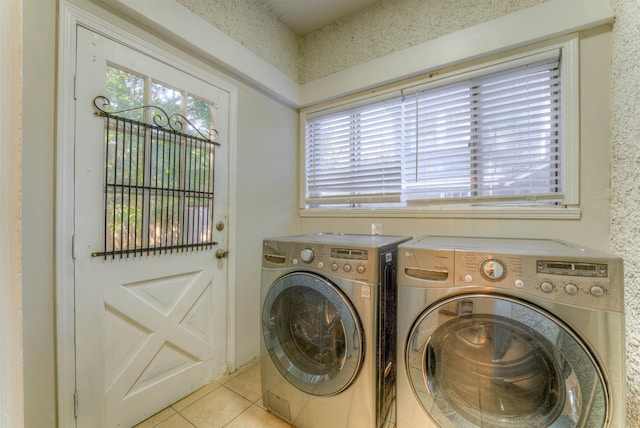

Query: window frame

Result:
[299,35,580,219]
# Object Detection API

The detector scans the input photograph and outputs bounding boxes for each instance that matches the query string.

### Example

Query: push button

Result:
[540,281,554,293]
[564,283,578,295]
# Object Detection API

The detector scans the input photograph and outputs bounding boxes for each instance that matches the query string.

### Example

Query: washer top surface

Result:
[402,235,611,257]
[265,233,411,249]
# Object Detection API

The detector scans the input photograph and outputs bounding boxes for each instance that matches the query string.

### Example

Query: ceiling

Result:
[258,0,381,35]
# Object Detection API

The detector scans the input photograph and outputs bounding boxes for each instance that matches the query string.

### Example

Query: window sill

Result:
[299,205,581,220]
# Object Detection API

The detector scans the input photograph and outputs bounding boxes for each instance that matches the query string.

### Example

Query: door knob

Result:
[215,249,229,259]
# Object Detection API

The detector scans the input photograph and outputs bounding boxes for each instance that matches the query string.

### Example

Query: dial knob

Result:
[300,248,314,263]
[480,259,506,281]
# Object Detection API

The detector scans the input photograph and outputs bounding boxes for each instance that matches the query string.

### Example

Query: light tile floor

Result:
[134,359,293,428]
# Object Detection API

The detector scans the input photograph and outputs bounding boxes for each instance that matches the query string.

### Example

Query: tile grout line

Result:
[174,413,197,428]
[174,384,258,427]
[138,358,262,427]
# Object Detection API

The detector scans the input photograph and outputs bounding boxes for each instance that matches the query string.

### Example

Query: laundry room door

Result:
[73,26,230,427]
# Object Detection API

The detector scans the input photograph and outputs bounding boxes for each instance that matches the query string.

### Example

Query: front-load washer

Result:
[396,236,625,428]
[260,233,411,428]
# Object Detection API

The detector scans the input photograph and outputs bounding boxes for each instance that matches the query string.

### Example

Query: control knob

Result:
[300,248,314,263]
[480,258,507,281]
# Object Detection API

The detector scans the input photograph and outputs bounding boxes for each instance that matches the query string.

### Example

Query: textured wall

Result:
[175,0,546,84]
[610,0,640,424]
[176,0,302,81]
[300,0,547,83]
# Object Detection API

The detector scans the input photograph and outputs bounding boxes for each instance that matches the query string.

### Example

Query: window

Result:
[97,65,219,257]
[302,39,578,217]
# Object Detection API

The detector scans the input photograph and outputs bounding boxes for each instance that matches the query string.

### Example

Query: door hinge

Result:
[72,234,76,260]
[74,391,79,418]
[73,74,78,100]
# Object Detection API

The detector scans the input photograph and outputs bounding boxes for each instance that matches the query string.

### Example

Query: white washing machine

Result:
[396,236,626,428]
[261,233,411,428]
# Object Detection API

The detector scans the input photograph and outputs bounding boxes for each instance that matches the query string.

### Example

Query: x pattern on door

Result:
[103,269,214,410]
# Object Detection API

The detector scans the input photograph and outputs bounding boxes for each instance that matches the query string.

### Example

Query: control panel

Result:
[453,251,622,311]
[263,241,379,283]
[399,243,623,312]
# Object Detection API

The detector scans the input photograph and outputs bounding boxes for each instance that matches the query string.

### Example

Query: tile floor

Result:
[134,359,293,428]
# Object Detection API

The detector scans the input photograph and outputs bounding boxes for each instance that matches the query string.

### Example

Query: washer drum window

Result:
[262,272,364,396]
[406,294,608,427]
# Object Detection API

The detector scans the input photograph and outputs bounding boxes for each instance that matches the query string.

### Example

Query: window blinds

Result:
[305,98,404,205]
[304,50,562,208]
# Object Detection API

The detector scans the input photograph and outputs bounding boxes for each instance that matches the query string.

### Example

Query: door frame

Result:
[56,2,238,426]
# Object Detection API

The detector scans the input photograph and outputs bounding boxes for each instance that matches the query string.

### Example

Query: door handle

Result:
[215,249,229,259]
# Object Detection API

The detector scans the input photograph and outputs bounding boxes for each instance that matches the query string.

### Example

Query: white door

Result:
[74,26,230,427]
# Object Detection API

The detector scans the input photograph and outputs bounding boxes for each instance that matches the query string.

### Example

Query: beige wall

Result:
[179,0,549,85]
[1,0,24,426]
[300,0,548,83]
[176,0,302,82]
[22,0,57,426]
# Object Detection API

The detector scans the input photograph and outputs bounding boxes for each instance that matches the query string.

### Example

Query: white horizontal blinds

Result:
[403,52,562,204]
[402,82,474,200]
[472,54,562,200]
[305,97,403,206]
[304,48,563,208]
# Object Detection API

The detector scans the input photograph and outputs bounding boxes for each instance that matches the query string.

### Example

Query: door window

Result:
[97,66,219,257]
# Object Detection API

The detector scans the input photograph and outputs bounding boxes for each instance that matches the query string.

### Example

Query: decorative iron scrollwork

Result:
[93,95,220,145]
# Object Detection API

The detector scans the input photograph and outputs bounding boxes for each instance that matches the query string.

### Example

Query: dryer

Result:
[260,233,411,428]
[396,236,626,428]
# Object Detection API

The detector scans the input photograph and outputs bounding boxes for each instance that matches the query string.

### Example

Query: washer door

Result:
[262,272,364,396]
[406,294,608,428]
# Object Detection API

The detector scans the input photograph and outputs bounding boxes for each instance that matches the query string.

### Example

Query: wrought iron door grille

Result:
[92,96,220,258]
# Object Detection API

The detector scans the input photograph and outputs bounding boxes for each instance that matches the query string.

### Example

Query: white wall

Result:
[233,80,298,365]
